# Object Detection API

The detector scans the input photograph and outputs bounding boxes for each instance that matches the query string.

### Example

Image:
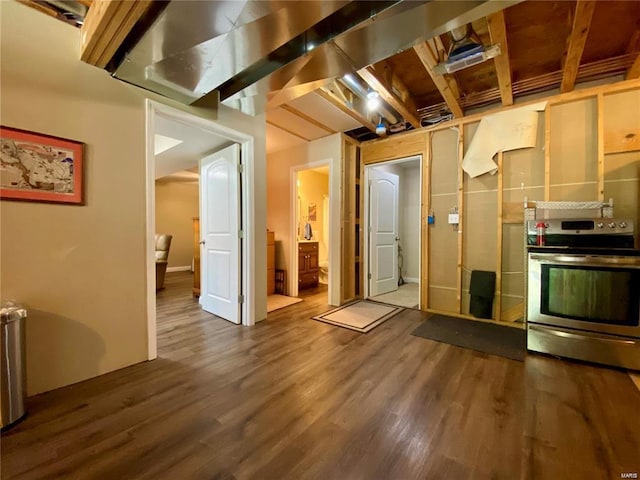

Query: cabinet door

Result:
[308,252,319,271]
[299,252,309,273]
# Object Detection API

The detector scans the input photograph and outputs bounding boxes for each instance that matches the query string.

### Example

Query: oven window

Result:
[541,265,639,326]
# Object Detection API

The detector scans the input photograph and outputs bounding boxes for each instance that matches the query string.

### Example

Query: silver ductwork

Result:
[112,0,521,115]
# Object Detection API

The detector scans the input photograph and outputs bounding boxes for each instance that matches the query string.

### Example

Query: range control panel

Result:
[526,218,635,235]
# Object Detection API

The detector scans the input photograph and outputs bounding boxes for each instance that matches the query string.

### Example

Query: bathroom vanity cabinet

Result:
[298,241,319,289]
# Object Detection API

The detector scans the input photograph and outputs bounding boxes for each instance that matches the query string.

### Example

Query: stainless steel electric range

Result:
[526,218,640,370]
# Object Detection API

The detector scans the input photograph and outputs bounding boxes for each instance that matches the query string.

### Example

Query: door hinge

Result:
[368,273,372,280]
[238,164,244,174]
[238,229,244,238]
[238,294,244,304]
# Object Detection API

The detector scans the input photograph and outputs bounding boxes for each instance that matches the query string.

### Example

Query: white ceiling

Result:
[288,92,361,132]
[154,114,231,178]
[154,90,362,165]
[266,91,362,154]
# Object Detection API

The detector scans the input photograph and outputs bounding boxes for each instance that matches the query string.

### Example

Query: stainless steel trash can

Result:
[1,302,27,430]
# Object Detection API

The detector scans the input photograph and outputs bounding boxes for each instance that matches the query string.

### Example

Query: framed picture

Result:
[0,126,84,204]
[308,203,316,221]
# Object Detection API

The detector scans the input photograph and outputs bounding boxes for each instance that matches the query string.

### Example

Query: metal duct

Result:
[113,0,522,114]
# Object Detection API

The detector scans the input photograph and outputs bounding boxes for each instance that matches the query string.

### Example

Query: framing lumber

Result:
[421,133,431,311]
[544,103,551,200]
[81,0,153,68]
[267,78,331,110]
[279,104,336,134]
[596,93,605,202]
[627,53,640,80]
[560,0,596,93]
[413,41,464,118]
[456,127,464,314]
[389,79,640,150]
[316,88,379,135]
[357,66,421,128]
[495,152,503,321]
[487,10,513,106]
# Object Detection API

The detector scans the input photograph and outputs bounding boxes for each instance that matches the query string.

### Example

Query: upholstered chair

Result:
[155,233,173,290]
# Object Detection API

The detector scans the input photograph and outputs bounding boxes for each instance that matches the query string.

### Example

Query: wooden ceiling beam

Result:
[81,0,153,68]
[487,10,513,106]
[628,54,640,80]
[560,0,596,93]
[316,88,380,135]
[267,78,331,110]
[280,104,336,134]
[357,66,421,128]
[413,41,464,118]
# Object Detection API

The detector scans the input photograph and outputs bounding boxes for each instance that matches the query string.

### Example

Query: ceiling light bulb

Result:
[366,90,380,110]
[367,96,380,110]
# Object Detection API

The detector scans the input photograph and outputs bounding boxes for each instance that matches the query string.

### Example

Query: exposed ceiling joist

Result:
[81,0,153,68]
[413,41,464,118]
[628,54,640,79]
[560,0,597,93]
[280,104,336,134]
[266,120,311,141]
[487,10,513,106]
[267,78,331,110]
[625,30,640,55]
[316,88,380,135]
[357,66,421,128]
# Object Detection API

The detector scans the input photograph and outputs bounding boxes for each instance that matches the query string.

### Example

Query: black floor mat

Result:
[411,314,526,361]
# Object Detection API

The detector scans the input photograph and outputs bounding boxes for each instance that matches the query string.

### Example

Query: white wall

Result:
[266,134,341,304]
[155,180,199,268]
[400,164,421,281]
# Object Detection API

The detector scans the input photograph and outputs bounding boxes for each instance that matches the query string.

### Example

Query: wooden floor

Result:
[2,272,639,479]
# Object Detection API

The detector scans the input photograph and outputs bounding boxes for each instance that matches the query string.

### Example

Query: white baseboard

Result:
[402,277,419,284]
[167,266,191,273]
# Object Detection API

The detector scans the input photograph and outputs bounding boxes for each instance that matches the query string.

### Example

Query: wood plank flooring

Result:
[1,271,639,479]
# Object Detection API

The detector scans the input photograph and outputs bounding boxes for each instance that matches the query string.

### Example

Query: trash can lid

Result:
[0,301,27,324]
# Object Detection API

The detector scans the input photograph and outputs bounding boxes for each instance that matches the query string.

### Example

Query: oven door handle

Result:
[528,324,638,345]
[529,254,640,267]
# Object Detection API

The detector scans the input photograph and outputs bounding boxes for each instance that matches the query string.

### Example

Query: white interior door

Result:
[369,169,399,297]
[199,143,241,324]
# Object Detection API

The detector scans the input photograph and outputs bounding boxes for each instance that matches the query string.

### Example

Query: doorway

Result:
[364,155,422,309]
[145,100,258,360]
[291,163,331,302]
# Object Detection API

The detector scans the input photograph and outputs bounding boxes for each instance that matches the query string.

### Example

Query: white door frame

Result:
[289,159,335,300]
[145,100,256,360]
[363,155,422,306]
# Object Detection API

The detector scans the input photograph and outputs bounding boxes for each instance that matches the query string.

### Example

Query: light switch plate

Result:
[448,213,459,224]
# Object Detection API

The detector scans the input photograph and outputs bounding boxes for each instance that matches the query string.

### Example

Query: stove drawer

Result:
[527,323,640,370]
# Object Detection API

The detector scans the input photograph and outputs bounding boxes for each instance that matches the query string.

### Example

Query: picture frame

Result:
[0,126,84,204]
[308,202,317,222]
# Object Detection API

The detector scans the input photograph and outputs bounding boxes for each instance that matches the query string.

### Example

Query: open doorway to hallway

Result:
[365,155,422,309]
[146,101,259,360]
